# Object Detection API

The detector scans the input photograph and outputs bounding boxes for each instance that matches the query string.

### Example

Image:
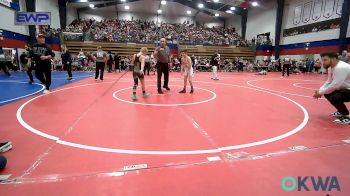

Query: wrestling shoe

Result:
[179,89,186,93]
[330,112,343,118]
[131,94,138,101]
[333,116,350,125]
[142,92,150,98]
[0,142,12,153]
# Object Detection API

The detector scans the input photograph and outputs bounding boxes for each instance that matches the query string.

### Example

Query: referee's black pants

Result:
[157,62,169,91]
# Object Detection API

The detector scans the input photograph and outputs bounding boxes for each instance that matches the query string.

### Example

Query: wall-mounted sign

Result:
[15,12,51,26]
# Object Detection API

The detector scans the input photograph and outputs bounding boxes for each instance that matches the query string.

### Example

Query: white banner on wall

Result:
[302,2,312,23]
[323,0,335,18]
[336,0,343,15]
[293,5,303,25]
[290,0,341,27]
[312,0,323,21]
[0,0,11,7]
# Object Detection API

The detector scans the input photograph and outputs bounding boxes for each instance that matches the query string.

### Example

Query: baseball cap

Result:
[37,33,45,38]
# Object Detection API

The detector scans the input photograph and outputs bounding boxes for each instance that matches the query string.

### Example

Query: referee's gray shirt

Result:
[155,46,170,63]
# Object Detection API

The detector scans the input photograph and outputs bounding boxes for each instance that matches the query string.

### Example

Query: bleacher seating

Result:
[65,41,255,60]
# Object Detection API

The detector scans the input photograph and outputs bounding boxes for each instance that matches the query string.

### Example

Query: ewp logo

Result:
[282,176,341,192]
[15,12,51,26]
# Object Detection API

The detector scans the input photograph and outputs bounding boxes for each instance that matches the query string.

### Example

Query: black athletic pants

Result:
[108,63,113,72]
[282,64,291,76]
[35,64,51,90]
[114,61,120,72]
[95,62,105,80]
[157,62,169,91]
[144,62,151,75]
[0,62,10,76]
[238,63,244,72]
[27,64,35,82]
[324,90,350,115]
[64,63,72,78]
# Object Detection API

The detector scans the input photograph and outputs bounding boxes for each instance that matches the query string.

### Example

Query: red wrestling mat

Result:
[1,72,349,195]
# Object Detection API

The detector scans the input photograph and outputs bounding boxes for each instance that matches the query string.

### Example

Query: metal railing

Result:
[62,31,252,47]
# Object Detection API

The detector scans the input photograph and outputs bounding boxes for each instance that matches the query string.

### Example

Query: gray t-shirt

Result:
[92,50,107,63]
[155,46,170,63]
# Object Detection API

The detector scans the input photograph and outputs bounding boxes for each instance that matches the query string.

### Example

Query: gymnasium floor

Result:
[0,71,349,195]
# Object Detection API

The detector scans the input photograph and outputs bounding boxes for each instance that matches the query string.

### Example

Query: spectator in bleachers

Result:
[64,18,249,46]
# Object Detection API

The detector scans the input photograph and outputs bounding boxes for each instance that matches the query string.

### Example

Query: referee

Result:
[154,38,172,94]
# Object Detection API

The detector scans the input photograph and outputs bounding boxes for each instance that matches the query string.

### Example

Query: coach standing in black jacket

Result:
[29,33,55,93]
[61,45,73,80]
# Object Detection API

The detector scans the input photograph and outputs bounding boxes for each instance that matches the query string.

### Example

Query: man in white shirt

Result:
[313,52,350,125]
